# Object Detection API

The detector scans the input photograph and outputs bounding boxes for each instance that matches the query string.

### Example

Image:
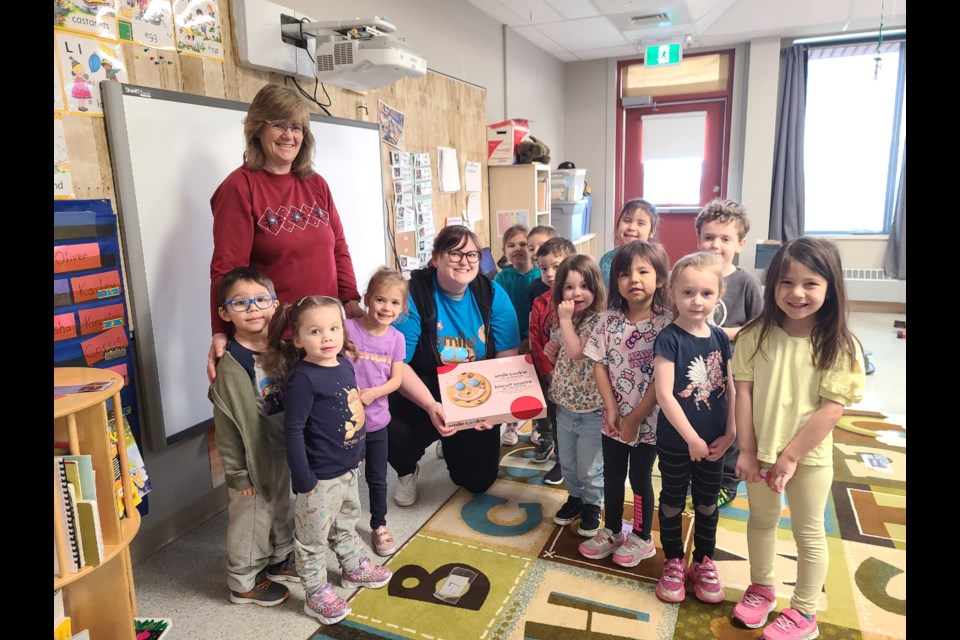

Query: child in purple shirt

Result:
[346,268,407,556]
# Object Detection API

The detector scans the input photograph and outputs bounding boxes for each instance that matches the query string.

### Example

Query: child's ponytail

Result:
[261,303,301,383]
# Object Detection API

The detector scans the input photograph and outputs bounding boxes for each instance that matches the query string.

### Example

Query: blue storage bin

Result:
[551,199,588,241]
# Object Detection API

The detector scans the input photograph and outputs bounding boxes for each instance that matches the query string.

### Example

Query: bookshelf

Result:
[54,367,140,640]
[488,163,551,244]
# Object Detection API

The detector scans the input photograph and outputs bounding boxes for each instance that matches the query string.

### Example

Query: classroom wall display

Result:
[102,82,388,449]
[172,0,224,61]
[53,198,149,515]
[118,0,176,50]
[55,32,127,116]
[54,0,119,40]
[54,117,75,199]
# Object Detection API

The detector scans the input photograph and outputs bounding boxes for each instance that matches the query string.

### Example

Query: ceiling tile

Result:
[574,44,642,60]
[536,16,630,50]
[554,51,581,62]
[594,0,685,18]
[463,0,528,27]
[503,0,564,24]
[543,0,603,20]
[512,25,568,55]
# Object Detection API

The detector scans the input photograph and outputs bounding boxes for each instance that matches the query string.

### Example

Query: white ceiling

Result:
[465,0,907,62]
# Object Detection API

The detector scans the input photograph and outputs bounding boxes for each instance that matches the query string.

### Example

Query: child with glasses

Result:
[262,295,392,626]
[208,266,296,607]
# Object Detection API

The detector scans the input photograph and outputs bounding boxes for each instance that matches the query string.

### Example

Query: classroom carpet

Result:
[310,411,906,640]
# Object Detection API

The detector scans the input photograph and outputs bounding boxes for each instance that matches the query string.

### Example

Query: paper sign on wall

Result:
[81,326,129,366]
[54,313,77,342]
[55,243,101,274]
[71,270,122,303]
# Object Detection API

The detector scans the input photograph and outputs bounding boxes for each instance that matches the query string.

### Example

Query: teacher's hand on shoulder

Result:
[206,332,228,383]
[344,299,364,319]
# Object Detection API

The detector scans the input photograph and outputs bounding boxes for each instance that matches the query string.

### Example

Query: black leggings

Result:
[656,444,723,562]
[386,393,500,494]
[601,437,657,541]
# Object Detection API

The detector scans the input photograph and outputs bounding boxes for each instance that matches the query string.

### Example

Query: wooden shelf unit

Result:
[572,233,599,261]
[54,367,140,640]
[488,163,551,246]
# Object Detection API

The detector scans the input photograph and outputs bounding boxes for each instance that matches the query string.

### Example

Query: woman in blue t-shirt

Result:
[387,226,521,507]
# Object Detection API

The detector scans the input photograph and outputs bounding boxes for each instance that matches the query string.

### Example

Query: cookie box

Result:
[437,354,547,430]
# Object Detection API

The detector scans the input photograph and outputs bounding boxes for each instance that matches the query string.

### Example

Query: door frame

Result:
[614,51,736,214]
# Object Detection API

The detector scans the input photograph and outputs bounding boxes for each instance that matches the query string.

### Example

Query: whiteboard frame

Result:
[102,82,387,449]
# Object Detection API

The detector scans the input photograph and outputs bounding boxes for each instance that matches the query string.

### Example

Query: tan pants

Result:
[745,462,833,615]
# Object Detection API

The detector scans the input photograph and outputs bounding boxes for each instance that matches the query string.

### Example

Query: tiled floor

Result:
[132,311,906,639]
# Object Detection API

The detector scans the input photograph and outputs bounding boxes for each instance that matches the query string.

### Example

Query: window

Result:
[803,41,906,235]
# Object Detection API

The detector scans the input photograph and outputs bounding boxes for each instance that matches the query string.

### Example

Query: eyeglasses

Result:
[222,295,276,312]
[265,120,304,134]
[446,250,481,264]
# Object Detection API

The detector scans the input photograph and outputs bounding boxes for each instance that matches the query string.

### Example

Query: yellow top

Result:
[54,368,124,419]
[732,324,864,466]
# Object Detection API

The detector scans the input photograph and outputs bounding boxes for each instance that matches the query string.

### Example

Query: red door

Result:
[619,99,729,264]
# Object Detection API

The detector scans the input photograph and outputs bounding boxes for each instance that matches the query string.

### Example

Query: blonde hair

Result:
[668,251,726,300]
[364,267,409,314]
[242,84,316,180]
[261,296,358,383]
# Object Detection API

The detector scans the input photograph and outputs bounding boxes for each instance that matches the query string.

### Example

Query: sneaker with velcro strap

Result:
[229,570,290,606]
[265,552,300,583]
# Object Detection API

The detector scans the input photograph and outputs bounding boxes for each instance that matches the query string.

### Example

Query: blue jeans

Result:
[555,405,604,507]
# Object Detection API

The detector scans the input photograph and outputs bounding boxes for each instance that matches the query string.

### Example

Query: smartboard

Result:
[102,82,387,448]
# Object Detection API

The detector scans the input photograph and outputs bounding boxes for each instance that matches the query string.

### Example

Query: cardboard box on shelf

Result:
[487,119,530,165]
[437,354,546,429]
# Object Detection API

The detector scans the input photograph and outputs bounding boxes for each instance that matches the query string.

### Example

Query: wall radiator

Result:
[843,268,906,303]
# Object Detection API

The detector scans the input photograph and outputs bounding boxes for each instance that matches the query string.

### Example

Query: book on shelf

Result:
[75,499,104,567]
[54,589,72,640]
[65,483,87,568]
[61,455,96,501]
[134,618,173,639]
[54,457,83,574]
[53,380,116,397]
[108,414,152,503]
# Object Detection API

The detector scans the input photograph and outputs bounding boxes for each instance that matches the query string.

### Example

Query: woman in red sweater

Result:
[207,84,363,381]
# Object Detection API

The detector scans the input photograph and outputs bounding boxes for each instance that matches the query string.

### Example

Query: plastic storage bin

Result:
[551,169,587,202]
[551,199,589,241]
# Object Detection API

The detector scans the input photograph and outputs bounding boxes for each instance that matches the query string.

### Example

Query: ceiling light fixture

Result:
[630,13,670,28]
[792,28,904,45]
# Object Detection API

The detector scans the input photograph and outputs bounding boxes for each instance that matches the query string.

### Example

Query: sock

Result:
[799,612,814,621]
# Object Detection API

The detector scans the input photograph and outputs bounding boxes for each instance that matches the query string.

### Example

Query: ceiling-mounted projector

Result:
[281,16,426,92]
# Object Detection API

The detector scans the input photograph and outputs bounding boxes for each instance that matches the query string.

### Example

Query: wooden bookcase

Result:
[54,367,140,640]
[488,163,551,246]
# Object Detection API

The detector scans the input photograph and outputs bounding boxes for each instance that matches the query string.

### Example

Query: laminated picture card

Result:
[437,355,546,430]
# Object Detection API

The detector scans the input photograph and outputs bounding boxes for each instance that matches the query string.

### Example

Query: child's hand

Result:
[618,414,641,444]
[544,340,560,364]
[705,432,735,461]
[688,437,710,461]
[767,456,797,494]
[557,300,576,321]
[601,414,621,438]
[736,451,762,484]
[239,487,256,496]
[359,388,378,406]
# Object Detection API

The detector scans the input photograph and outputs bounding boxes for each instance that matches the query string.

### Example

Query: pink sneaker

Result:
[611,532,656,568]
[341,556,392,589]
[655,557,687,603]
[761,608,819,640]
[578,528,624,560]
[687,556,724,603]
[304,582,351,625]
[732,583,777,629]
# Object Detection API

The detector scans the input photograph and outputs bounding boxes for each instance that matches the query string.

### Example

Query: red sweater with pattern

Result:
[210,165,360,335]
[529,289,556,376]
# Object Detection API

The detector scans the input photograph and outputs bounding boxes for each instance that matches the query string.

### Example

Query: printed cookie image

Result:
[446,372,492,408]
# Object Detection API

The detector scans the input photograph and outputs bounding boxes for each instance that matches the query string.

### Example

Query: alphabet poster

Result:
[54,117,75,199]
[55,33,127,116]
[54,0,119,40]
[173,0,224,61]
[118,0,176,50]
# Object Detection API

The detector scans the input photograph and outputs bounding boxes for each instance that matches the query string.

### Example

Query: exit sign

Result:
[645,42,683,67]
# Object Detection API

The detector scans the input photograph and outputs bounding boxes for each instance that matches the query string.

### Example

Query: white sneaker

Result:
[435,440,444,459]
[394,463,419,507]
[501,422,520,446]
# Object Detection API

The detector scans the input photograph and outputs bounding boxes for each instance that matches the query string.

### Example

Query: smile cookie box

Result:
[437,355,546,430]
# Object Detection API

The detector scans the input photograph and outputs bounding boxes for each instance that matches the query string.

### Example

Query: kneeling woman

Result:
[388,226,520,505]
